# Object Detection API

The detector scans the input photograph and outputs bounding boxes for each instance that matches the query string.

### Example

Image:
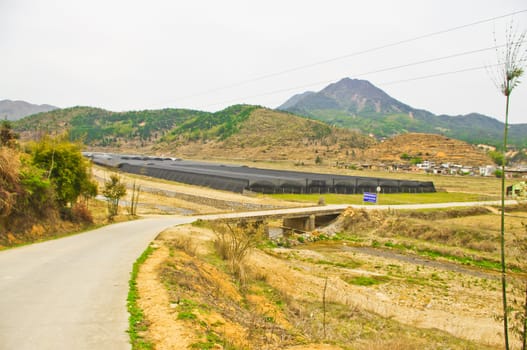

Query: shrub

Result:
[71,202,93,224]
[30,135,94,208]
[212,220,263,283]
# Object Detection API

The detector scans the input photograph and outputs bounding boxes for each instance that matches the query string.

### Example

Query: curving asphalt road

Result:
[0,199,517,349]
[0,217,194,350]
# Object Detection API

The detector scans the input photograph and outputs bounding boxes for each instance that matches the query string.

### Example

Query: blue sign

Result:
[363,192,377,203]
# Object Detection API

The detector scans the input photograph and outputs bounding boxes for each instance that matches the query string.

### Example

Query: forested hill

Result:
[15,106,209,146]
[158,105,375,162]
[14,104,375,163]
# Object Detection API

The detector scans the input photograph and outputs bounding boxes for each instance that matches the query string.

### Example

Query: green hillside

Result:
[157,106,375,162]
[15,106,208,146]
[163,104,260,142]
[279,78,527,148]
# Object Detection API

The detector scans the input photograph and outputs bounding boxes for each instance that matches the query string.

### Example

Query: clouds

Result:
[1,0,526,123]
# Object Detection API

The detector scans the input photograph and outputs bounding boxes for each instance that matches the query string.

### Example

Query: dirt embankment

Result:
[136,219,511,349]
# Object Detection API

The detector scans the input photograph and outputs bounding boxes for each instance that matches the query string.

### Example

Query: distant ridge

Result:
[0,99,58,121]
[14,104,494,166]
[278,78,527,148]
[14,105,374,164]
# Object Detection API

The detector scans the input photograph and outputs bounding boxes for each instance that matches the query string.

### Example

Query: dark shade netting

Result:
[87,153,436,194]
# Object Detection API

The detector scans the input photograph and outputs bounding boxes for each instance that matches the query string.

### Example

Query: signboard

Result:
[363,192,377,203]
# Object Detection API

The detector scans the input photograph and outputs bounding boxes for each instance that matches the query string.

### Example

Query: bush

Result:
[30,135,94,208]
[212,220,263,283]
[71,202,93,224]
[0,147,21,220]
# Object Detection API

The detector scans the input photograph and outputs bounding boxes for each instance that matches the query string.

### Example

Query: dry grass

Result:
[144,221,503,349]
[211,220,264,284]
[0,147,21,219]
[328,207,527,269]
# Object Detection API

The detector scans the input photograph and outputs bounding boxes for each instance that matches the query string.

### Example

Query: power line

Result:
[381,63,501,86]
[175,9,527,103]
[201,42,522,108]
[380,58,527,86]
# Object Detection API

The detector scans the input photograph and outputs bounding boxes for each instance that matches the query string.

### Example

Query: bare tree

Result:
[491,21,527,350]
[127,181,141,216]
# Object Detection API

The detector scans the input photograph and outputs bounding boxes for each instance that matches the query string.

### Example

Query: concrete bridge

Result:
[209,205,347,233]
[200,199,519,234]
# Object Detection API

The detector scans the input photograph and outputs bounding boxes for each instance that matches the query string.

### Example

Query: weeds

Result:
[344,275,390,286]
[170,236,198,256]
[212,220,263,284]
[128,245,155,350]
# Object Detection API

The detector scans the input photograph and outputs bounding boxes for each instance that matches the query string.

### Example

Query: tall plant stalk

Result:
[523,280,527,350]
[492,22,526,350]
[500,82,510,350]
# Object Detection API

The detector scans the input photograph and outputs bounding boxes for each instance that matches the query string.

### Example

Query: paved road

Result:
[0,199,517,349]
[0,217,194,350]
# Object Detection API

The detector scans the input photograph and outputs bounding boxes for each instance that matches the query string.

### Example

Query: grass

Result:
[128,244,156,350]
[190,330,235,350]
[344,275,390,286]
[158,222,503,349]
[382,241,523,273]
[176,299,200,320]
[268,191,495,205]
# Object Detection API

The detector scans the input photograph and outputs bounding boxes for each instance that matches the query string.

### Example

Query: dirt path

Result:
[343,246,500,280]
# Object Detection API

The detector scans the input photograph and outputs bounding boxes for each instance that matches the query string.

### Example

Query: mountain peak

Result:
[320,78,394,104]
[0,99,59,121]
[277,77,527,148]
[278,77,413,117]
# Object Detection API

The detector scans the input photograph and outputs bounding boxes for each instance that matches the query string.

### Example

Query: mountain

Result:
[0,99,58,121]
[279,78,419,118]
[160,105,374,162]
[15,103,493,165]
[14,104,374,164]
[278,78,527,148]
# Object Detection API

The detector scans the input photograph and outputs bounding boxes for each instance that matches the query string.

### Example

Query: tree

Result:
[491,22,527,350]
[127,181,140,216]
[0,121,19,148]
[1,148,56,236]
[80,179,98,207]
[489,150,506,166]
[102,174,126,220]
[30,135,94,208]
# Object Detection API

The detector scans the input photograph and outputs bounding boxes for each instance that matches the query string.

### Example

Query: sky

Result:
[1,0,527,124]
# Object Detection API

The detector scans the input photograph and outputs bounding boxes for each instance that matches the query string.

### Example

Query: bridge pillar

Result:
[283,217,304,231]
[307,214,316,231]
[283,215,316,231]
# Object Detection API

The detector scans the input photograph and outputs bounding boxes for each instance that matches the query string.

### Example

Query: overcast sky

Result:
[1,0,526,124]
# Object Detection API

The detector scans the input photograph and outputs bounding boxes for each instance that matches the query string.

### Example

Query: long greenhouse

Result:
[86,153,436,194]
